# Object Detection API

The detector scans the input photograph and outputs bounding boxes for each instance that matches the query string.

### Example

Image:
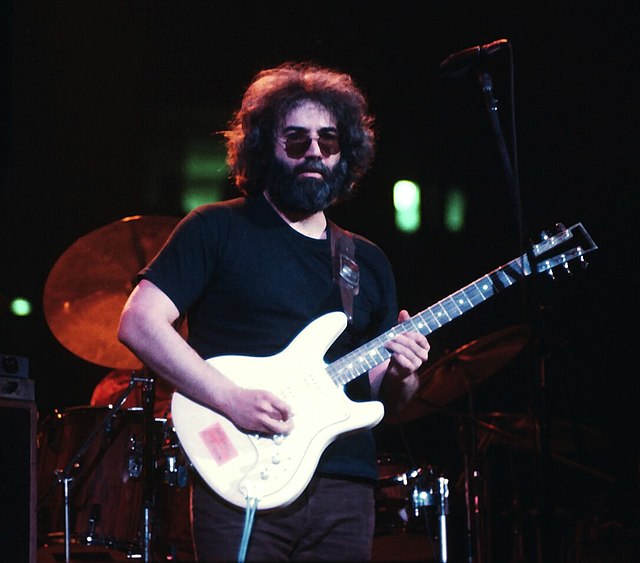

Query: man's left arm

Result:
[369,309,430,421]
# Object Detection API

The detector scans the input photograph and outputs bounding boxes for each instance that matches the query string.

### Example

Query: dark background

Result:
[2,2,639,561]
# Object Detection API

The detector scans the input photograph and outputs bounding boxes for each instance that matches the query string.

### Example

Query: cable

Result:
[237,496,258,563]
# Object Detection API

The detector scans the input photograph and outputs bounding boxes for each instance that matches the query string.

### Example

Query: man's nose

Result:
[304,137,323,157]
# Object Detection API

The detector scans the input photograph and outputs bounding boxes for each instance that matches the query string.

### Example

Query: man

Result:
[118,61,430,561]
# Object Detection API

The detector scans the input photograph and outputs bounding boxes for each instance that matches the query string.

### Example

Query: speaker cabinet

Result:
[0,398,37,563]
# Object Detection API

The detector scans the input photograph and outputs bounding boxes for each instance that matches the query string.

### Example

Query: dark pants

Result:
[191,475,376,562]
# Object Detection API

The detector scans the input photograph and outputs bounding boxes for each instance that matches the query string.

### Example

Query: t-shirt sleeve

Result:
[138,206,226,314]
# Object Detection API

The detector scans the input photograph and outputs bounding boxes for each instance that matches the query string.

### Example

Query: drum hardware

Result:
[374,457,452,562]
[436,476,450,562]
[141,375,156,563]
[86,504,99,540]
[161,424,190,488]
[43,372,156,563]
[127,432,143,478]
[58,374,136,562]
[410,472,450,562]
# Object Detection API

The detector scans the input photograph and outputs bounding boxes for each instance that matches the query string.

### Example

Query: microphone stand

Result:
[475,65,551,563]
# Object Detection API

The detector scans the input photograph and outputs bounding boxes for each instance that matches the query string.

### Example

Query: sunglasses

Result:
[281,132,340,159]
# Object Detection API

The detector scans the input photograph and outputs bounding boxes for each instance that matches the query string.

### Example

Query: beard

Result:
[265,157,348,216]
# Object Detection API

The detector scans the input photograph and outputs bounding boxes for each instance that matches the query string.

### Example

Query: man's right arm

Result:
[117,279,293,434]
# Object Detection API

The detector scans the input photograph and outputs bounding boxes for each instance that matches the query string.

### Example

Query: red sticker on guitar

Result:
[199,422,239,465]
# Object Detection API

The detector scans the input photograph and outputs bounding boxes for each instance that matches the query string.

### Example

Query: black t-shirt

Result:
[140,193,399,482]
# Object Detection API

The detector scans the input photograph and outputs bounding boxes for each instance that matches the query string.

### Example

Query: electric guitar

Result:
[171,222,597,510]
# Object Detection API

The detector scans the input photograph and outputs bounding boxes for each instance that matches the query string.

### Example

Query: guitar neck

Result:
[327,221,597,387]
[326,253,528,386]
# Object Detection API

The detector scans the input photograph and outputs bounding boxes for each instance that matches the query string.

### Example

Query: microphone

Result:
[440,38,509,77]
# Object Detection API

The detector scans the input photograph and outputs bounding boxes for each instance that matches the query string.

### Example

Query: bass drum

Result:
[37,406,162,555]
[372,453,443,562]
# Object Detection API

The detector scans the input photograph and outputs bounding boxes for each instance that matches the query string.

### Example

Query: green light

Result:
[182,185,223,211]
[444,187,466,232]
[393,180,421,233]
[181,141,229,213]
[184,154,228,181]
[10,297,32,317]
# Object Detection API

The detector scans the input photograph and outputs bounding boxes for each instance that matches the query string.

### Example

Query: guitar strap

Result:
[328,220,359,325]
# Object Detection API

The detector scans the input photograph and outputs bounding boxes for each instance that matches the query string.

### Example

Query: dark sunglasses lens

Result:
[285,135,340,158]
[285,137,311,159]
[318,136,339,157]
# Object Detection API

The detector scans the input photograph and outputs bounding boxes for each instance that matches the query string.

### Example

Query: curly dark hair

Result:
[224,62,376,200]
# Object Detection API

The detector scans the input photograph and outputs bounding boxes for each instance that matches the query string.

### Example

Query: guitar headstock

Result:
[530,222,598,278]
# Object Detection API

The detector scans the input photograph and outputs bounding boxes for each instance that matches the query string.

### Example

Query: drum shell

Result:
[37,407,154,551]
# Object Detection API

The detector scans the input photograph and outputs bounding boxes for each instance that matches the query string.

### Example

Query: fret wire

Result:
[421,308,441,329]
[448,295,464,316]
[441,299,460,319]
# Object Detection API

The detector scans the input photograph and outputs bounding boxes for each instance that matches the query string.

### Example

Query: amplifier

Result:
[0,375,35,401]
[0,398,37,562]
[0,353,30,377]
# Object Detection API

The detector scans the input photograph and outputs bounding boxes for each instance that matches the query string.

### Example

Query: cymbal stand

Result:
[54,372,137,563]
[141,373,156,563]
[459,377,487,563]
[434,474,451,562]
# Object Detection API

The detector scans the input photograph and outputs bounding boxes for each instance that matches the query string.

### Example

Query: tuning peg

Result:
[576,247,590,269]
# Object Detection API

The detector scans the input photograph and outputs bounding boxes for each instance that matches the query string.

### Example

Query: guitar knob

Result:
[260,466,270,480]
[273,433,285,445]
[271,453,281,465]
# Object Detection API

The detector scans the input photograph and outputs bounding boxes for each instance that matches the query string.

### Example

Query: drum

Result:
[373,454,446,562]
[37,406,161,554]
[375,453,417,536]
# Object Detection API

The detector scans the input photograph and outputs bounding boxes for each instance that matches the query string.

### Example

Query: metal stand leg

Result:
[63,476,71,563]
[437,476,450,563]
[142,376,156,563]
[411,468,450,563]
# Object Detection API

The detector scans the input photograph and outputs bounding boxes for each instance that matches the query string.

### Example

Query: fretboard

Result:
[326,253,530,386]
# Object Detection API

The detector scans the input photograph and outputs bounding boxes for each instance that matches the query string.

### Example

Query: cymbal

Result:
[476,411,611,455]
[43,215,179,369]
[475,411,614,481]
[395,324,531,423]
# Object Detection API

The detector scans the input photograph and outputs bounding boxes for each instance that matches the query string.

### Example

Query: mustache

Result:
[293,161,329,176]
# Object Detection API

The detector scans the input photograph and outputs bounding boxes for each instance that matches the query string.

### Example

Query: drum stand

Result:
[51,371,156,563]
[141,374,156,563]
[413,471,451,562]
[436,476,450,562]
